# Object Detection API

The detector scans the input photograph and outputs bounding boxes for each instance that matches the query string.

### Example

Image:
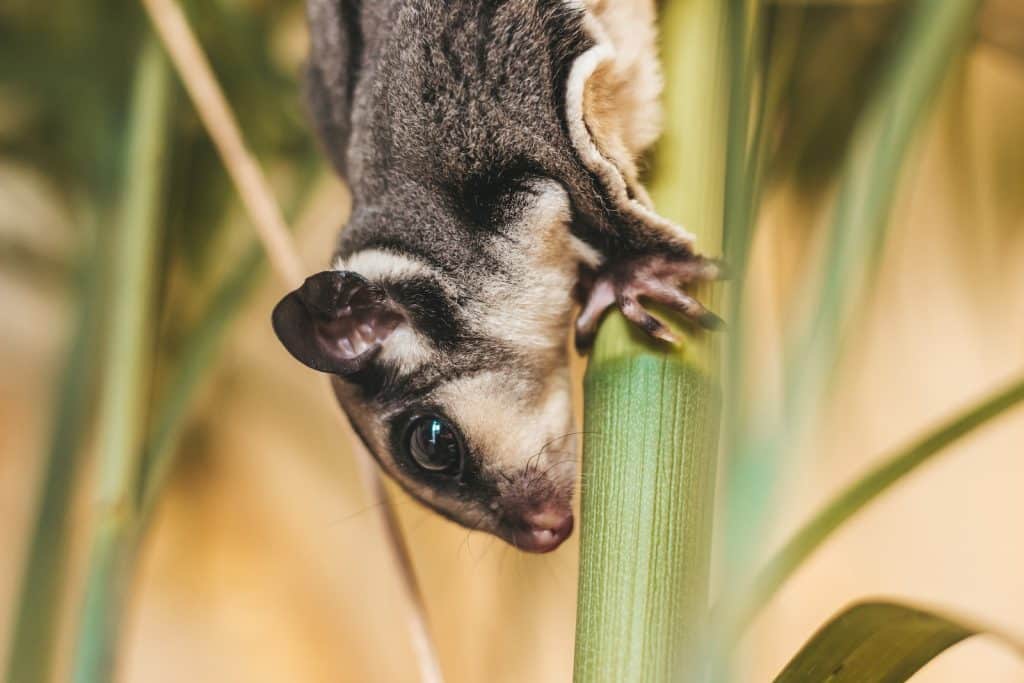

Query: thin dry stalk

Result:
[139,2,445,681]
[140,0,303,288]
[348,418,447,683]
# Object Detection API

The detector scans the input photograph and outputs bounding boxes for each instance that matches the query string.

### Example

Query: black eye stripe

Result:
[346,336,520,406]
[452,159,548,229]
[385,276,463,348]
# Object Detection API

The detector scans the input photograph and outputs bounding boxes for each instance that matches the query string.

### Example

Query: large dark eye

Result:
[405,416,463,473]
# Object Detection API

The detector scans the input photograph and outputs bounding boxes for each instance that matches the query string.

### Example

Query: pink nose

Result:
[512,507,574,553]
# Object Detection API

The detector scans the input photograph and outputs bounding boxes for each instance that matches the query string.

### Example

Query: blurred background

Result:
[1,0,1022,681]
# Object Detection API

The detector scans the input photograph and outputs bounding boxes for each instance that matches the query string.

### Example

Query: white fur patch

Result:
[334,247,434,282]
[375,324,432,372]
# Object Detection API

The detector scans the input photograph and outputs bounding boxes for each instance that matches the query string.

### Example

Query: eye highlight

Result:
[405,415,463,473]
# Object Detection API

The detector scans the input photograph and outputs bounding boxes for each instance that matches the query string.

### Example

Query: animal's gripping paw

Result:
[574,254,725,351]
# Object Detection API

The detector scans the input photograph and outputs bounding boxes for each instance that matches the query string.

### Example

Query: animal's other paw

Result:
[574,254,726,351]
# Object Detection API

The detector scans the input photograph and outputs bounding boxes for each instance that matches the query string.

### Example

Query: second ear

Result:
[271,270,404,375]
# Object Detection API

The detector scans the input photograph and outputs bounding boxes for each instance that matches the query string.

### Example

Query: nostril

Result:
[525,508,573,534]
[520,508,574,551]
[506,506,574,552]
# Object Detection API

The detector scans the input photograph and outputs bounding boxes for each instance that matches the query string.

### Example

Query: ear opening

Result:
[272,270,404,375]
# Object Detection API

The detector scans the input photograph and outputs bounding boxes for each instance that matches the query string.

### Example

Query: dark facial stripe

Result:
[385,275,464,348]
[349,333,519,407]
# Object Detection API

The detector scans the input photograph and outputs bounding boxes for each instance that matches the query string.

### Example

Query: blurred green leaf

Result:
[3,218,104,683]
[723,0,981,596]
[773,601,1024,683]
[0,0,143,200]
[137,243,263,520]
[70,36,172,683]
[716,373,1024,642]
[0,0,317,277]
[765,4,909,196]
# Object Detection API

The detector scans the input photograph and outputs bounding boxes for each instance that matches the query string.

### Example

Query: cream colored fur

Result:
[466,180,580,362]
[332,248,437,372]
[580,0,664,178]
[567,0,697,248]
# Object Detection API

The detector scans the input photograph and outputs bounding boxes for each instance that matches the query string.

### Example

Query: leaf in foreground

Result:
[774,601,1024,683]
[71,36,172,683]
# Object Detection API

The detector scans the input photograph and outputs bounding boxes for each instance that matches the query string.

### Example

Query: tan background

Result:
[2,14,1023,683]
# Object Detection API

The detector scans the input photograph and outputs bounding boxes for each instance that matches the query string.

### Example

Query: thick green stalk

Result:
[71,37,172,683]
[572,1,729,680]
[4,219,103,683]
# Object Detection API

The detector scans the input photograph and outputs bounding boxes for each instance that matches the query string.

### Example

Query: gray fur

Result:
[276,0,699,551]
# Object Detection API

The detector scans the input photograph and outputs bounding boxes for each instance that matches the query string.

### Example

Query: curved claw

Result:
[638,281,726,332]
[573,253,725,352]
[619,295,678,345]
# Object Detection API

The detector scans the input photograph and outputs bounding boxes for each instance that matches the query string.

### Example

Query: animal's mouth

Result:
[501,507,575,553]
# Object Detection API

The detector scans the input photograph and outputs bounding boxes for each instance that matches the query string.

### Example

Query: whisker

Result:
[538,457,579,479]
[458,509,488,559]
[536,430,589,459]
[326,496,419,529]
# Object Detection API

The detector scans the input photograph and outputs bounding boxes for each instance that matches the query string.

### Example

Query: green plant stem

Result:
[572,1,729,680]
[4,215,103,683]
[722,0,981,599]
[716,373,1024,644]
[71,36,172,683]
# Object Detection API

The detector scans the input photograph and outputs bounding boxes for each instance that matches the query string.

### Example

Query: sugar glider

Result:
[272,0,721,552]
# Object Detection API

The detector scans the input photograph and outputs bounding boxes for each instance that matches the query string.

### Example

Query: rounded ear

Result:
[271,270,404,375]
[564,8,697,254]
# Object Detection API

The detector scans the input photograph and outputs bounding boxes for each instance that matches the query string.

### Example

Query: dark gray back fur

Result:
[306,0,678,272]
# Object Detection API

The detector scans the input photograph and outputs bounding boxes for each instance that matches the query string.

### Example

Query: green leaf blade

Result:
[717,373,1024,643]
[71,35,174,683]
[773,601,1022,683]
[4,238,104,683]
[722,0,983,608]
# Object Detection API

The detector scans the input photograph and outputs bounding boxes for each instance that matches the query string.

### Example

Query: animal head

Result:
[273,196,583,550]
[278,0,679,551]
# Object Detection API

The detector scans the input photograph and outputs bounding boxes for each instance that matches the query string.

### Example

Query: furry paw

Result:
[574,254,725,351]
